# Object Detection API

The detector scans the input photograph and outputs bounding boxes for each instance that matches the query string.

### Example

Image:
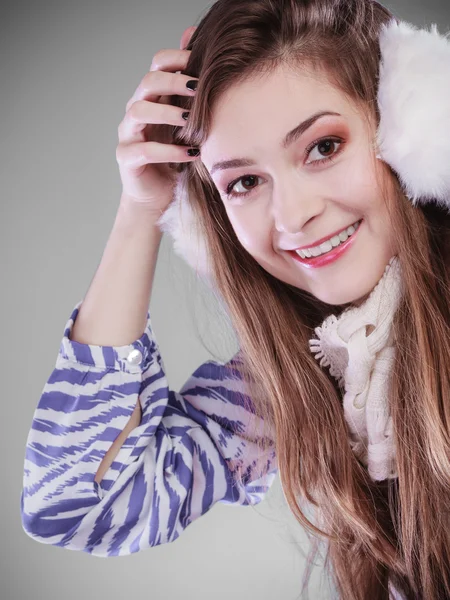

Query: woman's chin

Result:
[308,257,393,307]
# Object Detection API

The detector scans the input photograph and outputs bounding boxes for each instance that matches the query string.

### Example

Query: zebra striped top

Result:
[21,300,278,557]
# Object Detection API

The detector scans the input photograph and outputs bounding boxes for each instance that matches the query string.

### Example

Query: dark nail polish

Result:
[182,112,189,120]
[186,79,198,91]
[187,148,200,157]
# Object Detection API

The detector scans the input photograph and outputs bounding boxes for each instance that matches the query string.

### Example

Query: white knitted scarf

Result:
[308,255,404,481]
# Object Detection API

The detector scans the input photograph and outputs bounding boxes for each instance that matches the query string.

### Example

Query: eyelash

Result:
[223,136,345,201]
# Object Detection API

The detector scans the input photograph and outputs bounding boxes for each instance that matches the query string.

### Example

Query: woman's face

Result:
[200,64,398,305]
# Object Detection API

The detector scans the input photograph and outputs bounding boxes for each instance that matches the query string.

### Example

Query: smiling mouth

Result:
[289,219,364,268]
[294,219,363,259]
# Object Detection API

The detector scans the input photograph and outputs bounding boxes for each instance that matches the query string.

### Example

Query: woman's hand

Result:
[115,26,199,214]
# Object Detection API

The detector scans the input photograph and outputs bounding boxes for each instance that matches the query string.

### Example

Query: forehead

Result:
[201,65,359,169]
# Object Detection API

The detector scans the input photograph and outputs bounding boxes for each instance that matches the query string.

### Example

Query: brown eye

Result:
[305,136,344,166]
[237,175,259,191]
[226,175,263,199]
[317,140,335,157]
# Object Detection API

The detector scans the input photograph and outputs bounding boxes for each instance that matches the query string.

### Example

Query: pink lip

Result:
[289,219,363,269]
[293,219,362,251]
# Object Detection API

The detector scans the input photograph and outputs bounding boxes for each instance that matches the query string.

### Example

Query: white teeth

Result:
[295,220,361,259]
[330,235,341,248]
[319,240,333,253]
[338,229,349,242]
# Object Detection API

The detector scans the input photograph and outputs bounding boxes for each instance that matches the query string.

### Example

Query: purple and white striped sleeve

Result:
[21,300,277,557]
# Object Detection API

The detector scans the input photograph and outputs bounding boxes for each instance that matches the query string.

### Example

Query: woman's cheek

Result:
[227,210,264,254]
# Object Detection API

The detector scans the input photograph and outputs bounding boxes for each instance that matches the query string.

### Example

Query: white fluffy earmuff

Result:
[157,18,450,276]
[376,19,450,209]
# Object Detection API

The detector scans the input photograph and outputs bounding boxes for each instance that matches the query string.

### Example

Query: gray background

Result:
[3,1,448,598]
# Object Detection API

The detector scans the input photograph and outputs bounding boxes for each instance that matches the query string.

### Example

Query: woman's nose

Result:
[273,179,325,234]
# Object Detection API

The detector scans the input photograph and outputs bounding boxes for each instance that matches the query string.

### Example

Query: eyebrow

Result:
[209,110,342,175]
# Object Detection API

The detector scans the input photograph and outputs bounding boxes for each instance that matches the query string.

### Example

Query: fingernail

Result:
[187,148,200,156]
[182,112,189,120]
[186,80,198,91]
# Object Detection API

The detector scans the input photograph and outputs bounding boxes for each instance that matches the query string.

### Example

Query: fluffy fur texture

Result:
[157,174,212,277]
[157,18,450,275]
[376,20,450,209]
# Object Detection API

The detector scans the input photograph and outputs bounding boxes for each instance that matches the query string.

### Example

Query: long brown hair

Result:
[163,1,450,597]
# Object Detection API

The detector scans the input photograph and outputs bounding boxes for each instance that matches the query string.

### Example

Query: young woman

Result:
[22,1,450,598]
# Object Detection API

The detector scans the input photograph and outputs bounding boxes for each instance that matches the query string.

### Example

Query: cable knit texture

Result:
[308,256,403,481]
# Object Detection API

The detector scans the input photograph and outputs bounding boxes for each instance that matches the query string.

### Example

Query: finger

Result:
[118,98,190,144]
[154,42,195,113]
[180,26,197,50]
[120,72,196,149]
[116,140,200,169]
[125,49,192,113]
